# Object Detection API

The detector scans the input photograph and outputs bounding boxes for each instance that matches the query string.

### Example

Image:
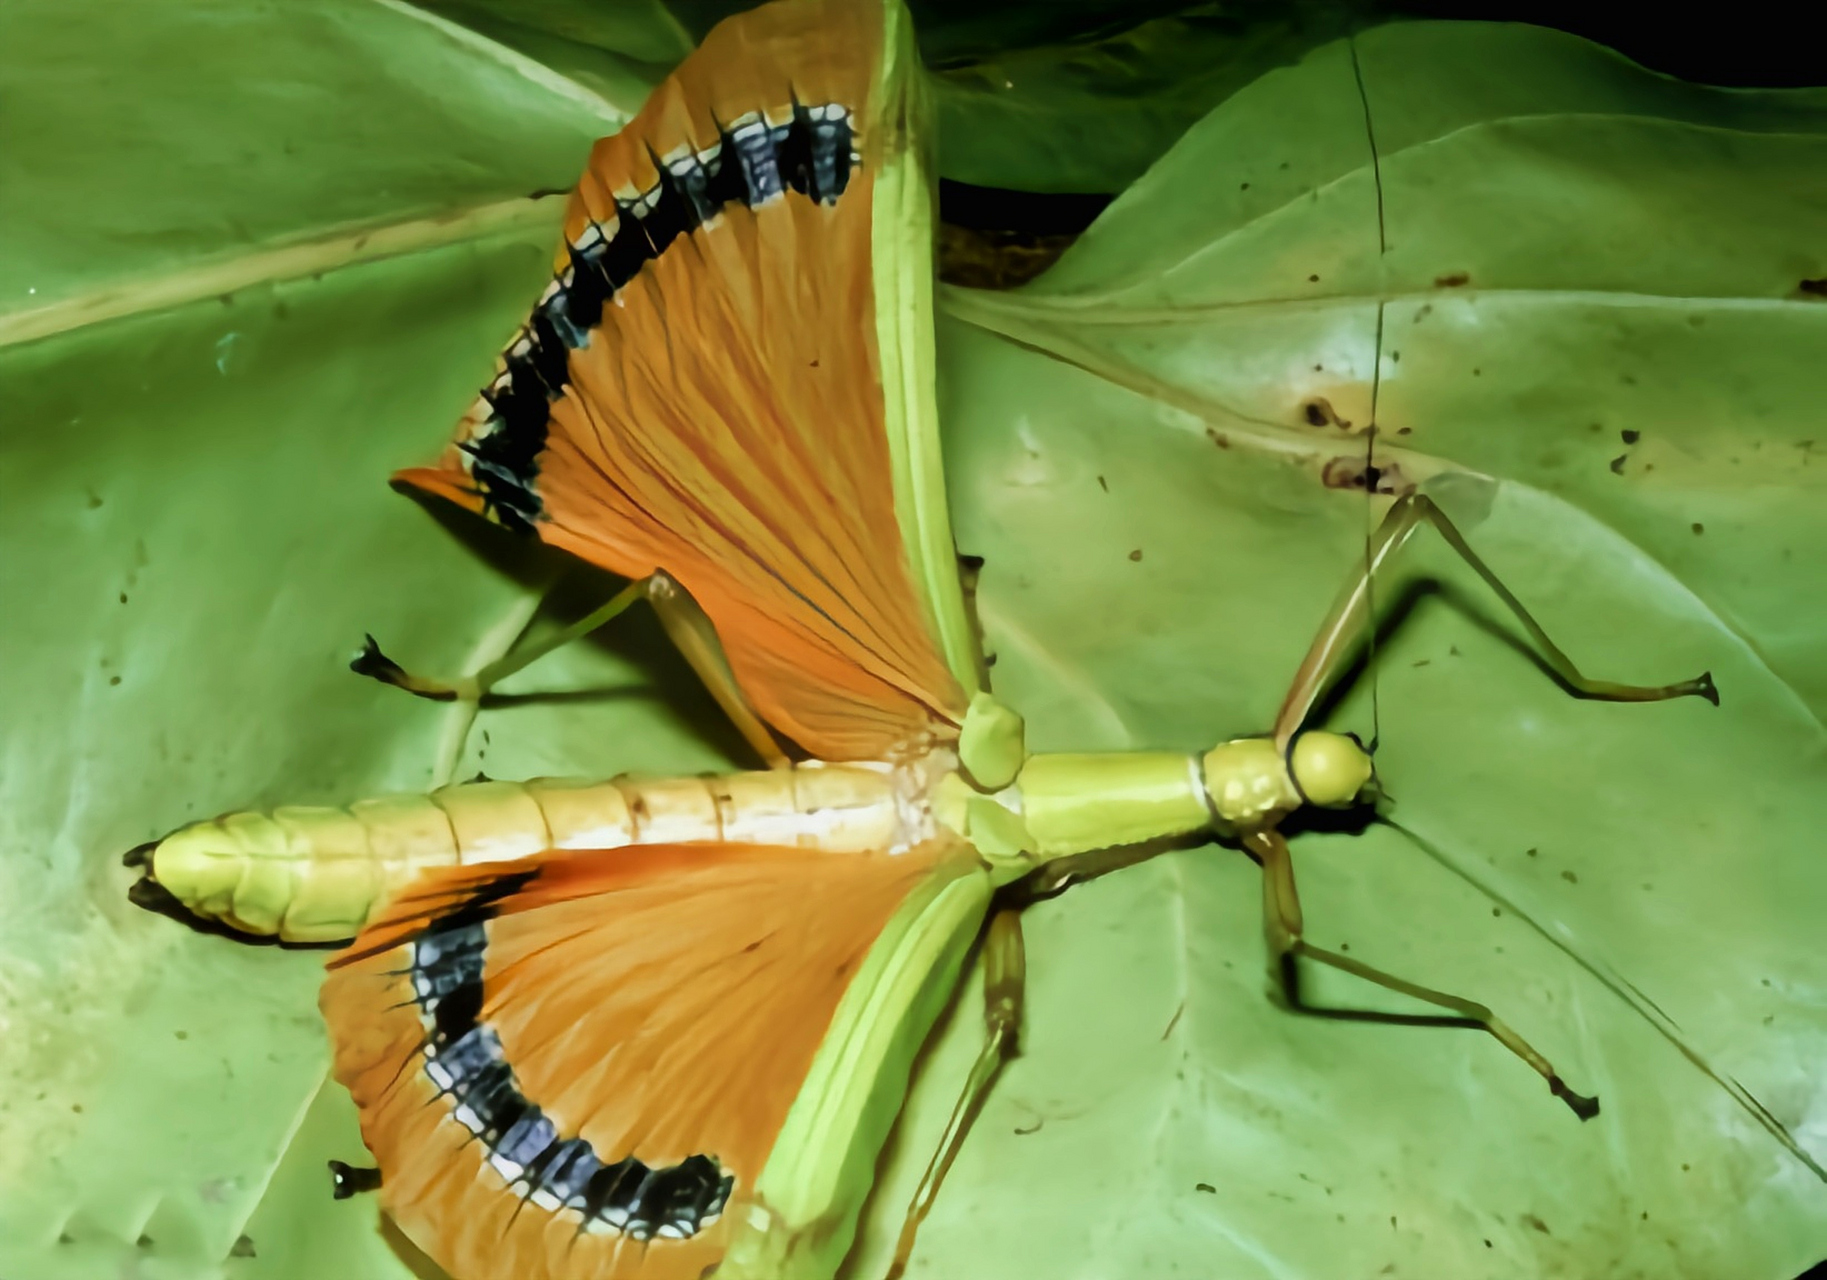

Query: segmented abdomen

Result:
[141,766,901,943]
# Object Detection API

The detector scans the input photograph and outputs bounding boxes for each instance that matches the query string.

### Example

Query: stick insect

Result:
[127,1,1714,1276]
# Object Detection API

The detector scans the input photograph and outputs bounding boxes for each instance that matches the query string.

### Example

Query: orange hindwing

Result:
[396,0,966,761]
[322,839,956,1279]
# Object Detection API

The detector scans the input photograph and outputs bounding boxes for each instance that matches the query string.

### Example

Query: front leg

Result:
[1272,492,1716,752]
[1245,829,1598,1120]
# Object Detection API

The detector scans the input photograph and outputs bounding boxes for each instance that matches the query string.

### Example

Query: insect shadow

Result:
[400,489,760,765]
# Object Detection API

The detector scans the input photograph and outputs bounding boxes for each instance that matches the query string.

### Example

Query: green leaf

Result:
[898,20,1827,1280]
[0,2,712,1277]
[927,0,1395,193]
[5,8,1826,1280]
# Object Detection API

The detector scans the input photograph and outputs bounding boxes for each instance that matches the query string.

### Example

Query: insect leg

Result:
[885,908,1025,1280]
[1245,829,1598,1120]
[353,578,650,702]
[645,574,790,769]
[1272,492,1717,750]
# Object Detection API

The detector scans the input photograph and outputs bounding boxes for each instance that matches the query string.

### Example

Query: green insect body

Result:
[134,727,1373,943]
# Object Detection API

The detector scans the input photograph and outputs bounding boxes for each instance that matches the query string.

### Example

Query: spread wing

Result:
[397,0,976,761]
[321,838,989,1280]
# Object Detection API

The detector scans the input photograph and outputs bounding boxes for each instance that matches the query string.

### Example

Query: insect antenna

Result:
[1350,36,1389,768]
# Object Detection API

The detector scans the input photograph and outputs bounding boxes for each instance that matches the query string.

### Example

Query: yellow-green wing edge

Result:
[872,0,984,700]
[723,852,992,1280]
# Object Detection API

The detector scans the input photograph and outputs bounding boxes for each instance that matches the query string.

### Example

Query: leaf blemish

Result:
[1798,278,1827,297]
[1128,549,1143,562]
[1621,429,1640,444]
[1692,522,1705,535]
[1609,455,1627,475]
[1096,474,1108,491]
[1434,271,1470,288]
[1322,457,1408,495]
[1195,1182,1217,1194]
[1303,398,1351,429]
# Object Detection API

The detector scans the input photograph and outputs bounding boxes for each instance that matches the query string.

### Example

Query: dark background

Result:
[1401,0,1826,85]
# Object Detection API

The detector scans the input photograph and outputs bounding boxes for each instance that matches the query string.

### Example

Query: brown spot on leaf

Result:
[1195,1182,1217,1194]
[1128,549,1143,562]
[1561,869,1579,884]
[1434,271,1470,287]
[231,1236,257,1259]
[1322,457,1410,495]
[1096,474,1109,491]
[1303,397,1351,429]
[1621,429,1640,444]
[1692,522,1704,535]
[1799,278,1827,297]
[1308,273,1320,283]
[1206,428,1231,449]
[1609,454,1628,475]
[1523,1214,1551,1234]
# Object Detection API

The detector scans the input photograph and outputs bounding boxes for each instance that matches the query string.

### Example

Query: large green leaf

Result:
[4,8,1825,1280]
[914,20,1827,1280]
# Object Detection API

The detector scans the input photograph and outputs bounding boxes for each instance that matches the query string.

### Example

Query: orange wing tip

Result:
[392,464,488,518]
[327,886,742,1268]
